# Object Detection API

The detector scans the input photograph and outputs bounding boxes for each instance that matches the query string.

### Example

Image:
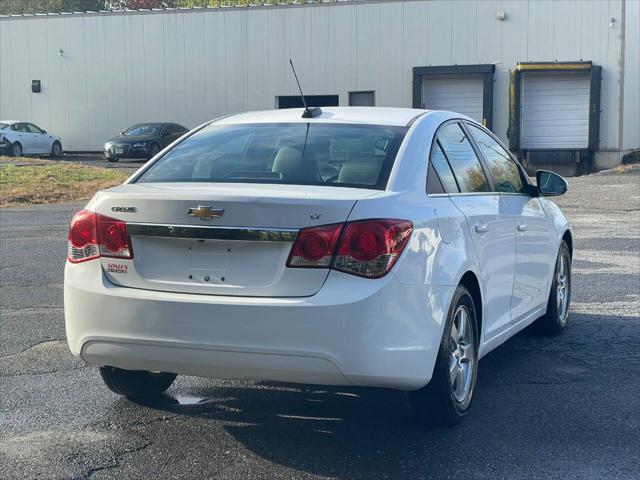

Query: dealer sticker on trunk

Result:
[106,263,128,274]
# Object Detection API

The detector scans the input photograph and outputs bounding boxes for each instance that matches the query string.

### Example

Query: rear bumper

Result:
[64,261,454,390]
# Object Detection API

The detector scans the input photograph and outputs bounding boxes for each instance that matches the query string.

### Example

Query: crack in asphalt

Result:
[83,441,154,480]
[0,338,67,358]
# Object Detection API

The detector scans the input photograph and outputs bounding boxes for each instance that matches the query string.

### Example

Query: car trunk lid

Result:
[92,183,379,297]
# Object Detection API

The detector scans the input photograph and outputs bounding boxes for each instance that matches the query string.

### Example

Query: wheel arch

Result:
[459,271,483,344]
[562,229,573,257]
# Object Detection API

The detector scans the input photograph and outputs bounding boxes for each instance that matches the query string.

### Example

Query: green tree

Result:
[0,0,107,14]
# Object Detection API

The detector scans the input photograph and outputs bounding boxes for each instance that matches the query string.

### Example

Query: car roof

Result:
[215,107,432,127]
[0,120,25,124]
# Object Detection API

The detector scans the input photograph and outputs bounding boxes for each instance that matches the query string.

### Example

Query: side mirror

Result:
[42,130,47,134]
[536,170,568,196]
[120,131,125,135]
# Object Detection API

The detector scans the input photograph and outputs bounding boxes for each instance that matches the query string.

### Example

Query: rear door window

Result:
[135,123,408,190]
[437,123,491,193]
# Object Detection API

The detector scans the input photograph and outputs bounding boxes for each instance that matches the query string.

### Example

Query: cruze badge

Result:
[111,206,137,213]
[188,206,225,220]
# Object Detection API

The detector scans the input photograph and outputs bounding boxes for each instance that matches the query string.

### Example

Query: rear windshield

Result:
[134,123,407,189]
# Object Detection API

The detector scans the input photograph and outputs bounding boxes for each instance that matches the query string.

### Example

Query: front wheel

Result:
[408,285,479,427]
[534,240,572,335]
[147,143,160,159]
[106,156,119,163]
[51,141,63,158]
[99,366,176,398]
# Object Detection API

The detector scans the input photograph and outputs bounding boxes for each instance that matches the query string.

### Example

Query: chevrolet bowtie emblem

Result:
[187,206,225,220]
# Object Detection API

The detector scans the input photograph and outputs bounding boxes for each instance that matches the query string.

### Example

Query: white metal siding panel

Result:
[331,5,356,106]
[379,2,403,107]
[520,72,590,149]
[422,75,484,123]
[623,0,640,150]
[184,12,207,126]
[427,1,452,66]
[401,1,428,106]
[355,3,380,92]
[451,0,478,65]
[85,15,109,151]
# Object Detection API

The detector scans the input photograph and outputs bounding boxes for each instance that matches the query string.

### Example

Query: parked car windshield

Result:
[123,124,161,136]
[135,123,408,189]
[0,123,8,130]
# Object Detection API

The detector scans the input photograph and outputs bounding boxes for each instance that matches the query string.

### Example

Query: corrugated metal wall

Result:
[0,0,636,154]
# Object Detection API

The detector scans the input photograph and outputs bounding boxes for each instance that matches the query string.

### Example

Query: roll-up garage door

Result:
[422,75,484,123]
[520,71,590,149]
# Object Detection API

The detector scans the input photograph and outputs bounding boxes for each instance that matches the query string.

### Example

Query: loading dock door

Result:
[422,75,484,123]
[520,71,590,149]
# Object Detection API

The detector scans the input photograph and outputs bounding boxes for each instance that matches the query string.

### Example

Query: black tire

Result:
[408,285,479,427]
[10,142,22,157]
[99,366,176,398]
[534,240,572,336]
[51,141,63,158]
[106,156,119,163]
[147,143,160,159]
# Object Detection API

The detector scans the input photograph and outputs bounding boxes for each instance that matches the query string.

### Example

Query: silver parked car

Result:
[0,120,63,157]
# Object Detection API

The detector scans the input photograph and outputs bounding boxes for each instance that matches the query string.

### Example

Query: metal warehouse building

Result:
[1,0,638,174]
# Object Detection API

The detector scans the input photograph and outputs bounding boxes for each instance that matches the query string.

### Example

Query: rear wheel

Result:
[10,142,22,157]
[51,141,62,158]
[534,240,571,335]
[106,156,119,163]
[99,366,176,398]
[409,285,479,427]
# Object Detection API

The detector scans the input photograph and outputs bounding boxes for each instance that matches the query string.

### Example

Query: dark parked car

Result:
[104,123,188,162]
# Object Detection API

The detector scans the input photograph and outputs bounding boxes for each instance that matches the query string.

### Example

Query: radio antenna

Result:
[289,59,322,118]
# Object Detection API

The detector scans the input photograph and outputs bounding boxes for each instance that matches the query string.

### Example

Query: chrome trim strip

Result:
[127,223,298,242]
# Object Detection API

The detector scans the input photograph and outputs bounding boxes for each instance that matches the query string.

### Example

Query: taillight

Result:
[68,210,133,263]
[287,223,342,267]
[287,219,412,278]
[334,219,413,278]
[68,210,99,263]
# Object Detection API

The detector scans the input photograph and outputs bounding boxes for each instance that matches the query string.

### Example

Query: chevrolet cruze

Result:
[64,107,572,426]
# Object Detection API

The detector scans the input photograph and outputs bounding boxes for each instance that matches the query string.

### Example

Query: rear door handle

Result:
[474,222,489,233]
[517,223,528,232]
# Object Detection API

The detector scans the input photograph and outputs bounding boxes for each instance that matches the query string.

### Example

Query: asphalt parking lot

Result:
[1,166,638,480]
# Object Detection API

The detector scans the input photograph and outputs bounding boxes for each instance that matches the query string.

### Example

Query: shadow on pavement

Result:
[114,311,639,479]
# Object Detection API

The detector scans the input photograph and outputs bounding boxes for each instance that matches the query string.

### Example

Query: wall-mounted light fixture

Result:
[609,17,616,29]
[58,49,64,57]
[496,10,506,21]
[32,80,41,93]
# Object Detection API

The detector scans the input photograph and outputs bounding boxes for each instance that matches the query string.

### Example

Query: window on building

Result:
[277,95,339,109]
[349,91,375,107]
[437,123,490,193]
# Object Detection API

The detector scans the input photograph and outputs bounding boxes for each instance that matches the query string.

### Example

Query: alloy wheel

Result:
[449,305,475,403]
[556,250,570,324]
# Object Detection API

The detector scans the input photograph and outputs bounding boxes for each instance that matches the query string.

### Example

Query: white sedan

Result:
[0,120,63,157]
[64,107,572,426]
